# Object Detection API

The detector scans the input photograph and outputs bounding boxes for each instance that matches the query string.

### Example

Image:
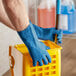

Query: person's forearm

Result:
[0,0,16,30]
[3,0,29,31]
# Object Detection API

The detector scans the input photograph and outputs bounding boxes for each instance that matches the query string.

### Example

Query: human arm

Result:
[2,0,29,31]
[2,0,62,43]
[0,0,16,30]
[2,0,51,66]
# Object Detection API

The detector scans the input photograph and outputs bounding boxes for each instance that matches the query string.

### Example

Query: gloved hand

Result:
[18,23,51,66]
[29,21,63,43]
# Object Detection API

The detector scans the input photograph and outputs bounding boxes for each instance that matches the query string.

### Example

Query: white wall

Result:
[74,0,76,8]
[0,24,23,76]
[74,0,76,4]
[0,0,28,75]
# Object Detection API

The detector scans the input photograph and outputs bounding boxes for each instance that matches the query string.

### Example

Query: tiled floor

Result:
[61,38,76,76]
[3,38,76,76]
[2,70,11,76]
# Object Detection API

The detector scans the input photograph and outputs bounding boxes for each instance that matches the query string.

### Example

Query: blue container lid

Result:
[61,5,75,14]
[61,5,69,14]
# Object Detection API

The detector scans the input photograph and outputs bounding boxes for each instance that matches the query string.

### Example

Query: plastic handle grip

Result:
[55,0,61,44]
[56,0,61,14]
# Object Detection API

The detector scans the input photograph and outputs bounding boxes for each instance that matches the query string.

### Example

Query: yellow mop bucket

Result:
[9,40,62,76]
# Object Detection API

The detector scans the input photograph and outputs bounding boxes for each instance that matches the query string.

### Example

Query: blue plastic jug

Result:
[61,4,76,34]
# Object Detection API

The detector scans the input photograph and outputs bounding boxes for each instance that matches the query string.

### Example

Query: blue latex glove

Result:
[29,21,63,43]
[17,23,51,66]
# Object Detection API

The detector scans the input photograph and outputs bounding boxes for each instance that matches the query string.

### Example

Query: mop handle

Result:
[55,0,61,44]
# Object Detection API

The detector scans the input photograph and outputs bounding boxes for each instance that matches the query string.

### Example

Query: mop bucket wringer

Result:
[9,40,62,76]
